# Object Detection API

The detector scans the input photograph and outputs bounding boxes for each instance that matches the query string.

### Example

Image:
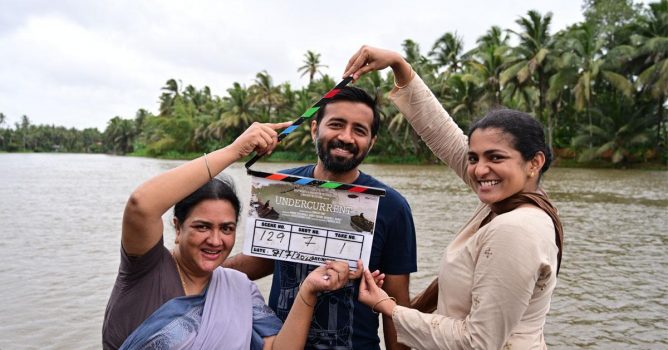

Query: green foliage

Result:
[298,51,328,84]
[570,94,654,164]
[3,3,666,168]
[0,115,103,153]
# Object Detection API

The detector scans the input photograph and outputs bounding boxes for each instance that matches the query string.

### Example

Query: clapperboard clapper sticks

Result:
[244,76,386,197]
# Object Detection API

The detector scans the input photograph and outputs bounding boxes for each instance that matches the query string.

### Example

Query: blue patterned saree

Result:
[120,267,282,350]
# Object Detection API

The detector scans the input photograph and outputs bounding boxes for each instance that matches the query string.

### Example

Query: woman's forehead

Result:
[188,200,237,219]
[470,127,514,147]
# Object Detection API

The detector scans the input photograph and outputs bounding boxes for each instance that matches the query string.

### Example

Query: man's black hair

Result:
[314,86,380,137]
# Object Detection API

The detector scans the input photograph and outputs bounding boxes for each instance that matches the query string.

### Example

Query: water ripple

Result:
[0,155,665,349]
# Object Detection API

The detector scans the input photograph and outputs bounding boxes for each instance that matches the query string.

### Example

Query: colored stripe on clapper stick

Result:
[248,169,386,196]
[244,76,354,169]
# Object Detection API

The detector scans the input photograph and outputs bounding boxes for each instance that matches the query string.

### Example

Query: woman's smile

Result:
[467,128,535,204]
[477,179,501,188]
[200,248,222,260]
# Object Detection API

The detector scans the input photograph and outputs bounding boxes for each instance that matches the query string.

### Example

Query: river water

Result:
[0,153,666,349]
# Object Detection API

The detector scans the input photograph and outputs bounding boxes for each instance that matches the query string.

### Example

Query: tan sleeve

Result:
[389,75,475,190]
[392,306,472,349]
[391,214,554,349]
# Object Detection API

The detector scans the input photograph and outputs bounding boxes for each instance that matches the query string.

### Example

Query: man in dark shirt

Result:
[225,86,417,349]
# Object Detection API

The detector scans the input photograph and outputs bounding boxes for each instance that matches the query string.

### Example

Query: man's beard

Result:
[315,137,368,174]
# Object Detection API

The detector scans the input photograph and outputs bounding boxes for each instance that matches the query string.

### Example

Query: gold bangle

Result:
[393,69,415,89]
[371,296,396,314]
[298,281,315,308]
[203,153,213,180]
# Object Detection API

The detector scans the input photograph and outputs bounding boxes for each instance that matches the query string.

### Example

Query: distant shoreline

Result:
[3,151,666,170]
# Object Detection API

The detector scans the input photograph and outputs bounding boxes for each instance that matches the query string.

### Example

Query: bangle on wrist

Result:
[203,153,213,180]
[393,69,415,89]
[371,296,397,314]
[298,281,315,308]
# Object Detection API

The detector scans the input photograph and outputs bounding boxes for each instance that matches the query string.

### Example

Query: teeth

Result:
[479,180,500,187]
[202,249,220,254]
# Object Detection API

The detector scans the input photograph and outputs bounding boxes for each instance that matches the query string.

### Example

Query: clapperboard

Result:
[242,77,385,269]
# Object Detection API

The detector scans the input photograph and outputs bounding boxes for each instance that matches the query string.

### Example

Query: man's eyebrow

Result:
[325,116,347,122]
[483,149,508,155]
[352,122,371,130]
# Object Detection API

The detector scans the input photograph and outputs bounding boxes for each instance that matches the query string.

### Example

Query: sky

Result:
[0,0,644,131]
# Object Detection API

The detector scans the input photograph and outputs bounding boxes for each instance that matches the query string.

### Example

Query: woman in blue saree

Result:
[103,122,363,349]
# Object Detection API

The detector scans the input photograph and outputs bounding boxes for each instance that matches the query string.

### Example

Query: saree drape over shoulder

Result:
[120,267,281,350]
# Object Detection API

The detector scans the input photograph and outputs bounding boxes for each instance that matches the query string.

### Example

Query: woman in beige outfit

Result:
[345,46,563,349]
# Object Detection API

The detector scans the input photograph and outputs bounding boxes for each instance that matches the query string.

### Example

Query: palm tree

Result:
[308,74,336,97]
[387,40,436,158]
[249,71,283,122]
[298,50,328,84]
[430,32,465,74]
[283,90,317,157]
[402,39,435,81]
[602,1,667,155]
[104,116,136,154]
[354,70,394,117]
[631,0,668,150]
[0,112,5,149]
[501,10,555,147]
[275,82,296,121]
[441,73,484,129]
[466,26,513,108]
[16,115,32,150]
[477,25,511,49]
[571,94,653,163]
[159,79,182,117]
[134,108,152,135]
[468,46,512,108]
[208,82,256,142]
[549,23,633,139]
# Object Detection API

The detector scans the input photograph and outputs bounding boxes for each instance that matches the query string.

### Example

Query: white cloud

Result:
[0,0,637,131]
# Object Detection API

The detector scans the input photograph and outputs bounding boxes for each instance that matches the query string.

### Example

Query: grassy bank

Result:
[3,150,666,170]
[553,158,667,170]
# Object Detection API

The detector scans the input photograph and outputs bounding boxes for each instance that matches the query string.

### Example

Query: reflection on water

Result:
[0,154,666,349]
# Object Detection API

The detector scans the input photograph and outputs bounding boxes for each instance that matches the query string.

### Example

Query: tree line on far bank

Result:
[1,0,666,167]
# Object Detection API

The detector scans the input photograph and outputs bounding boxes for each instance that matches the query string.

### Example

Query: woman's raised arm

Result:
[121,121,292,256]
[343,45,475,189]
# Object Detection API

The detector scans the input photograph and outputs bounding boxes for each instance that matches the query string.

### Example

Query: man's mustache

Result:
[328,140,358,154]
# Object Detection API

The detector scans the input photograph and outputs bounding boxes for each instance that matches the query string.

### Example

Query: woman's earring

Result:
[529,171,535,178]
